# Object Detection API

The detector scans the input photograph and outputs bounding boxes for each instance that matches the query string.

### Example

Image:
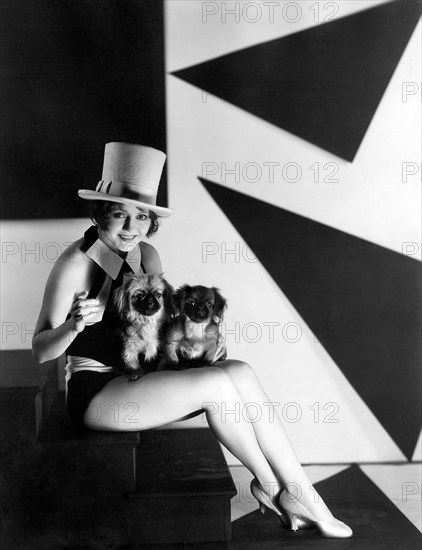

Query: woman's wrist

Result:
[32,318,80,363]
[63,317,82,339]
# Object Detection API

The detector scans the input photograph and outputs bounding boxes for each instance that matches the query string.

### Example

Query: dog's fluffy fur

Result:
[158,285,227,370]
[113,273,174,380]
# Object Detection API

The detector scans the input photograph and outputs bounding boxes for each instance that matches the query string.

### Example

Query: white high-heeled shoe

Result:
[250,479,310,529]
[278,489,353,538]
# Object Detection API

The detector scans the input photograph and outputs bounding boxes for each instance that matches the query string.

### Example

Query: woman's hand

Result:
[70,291,100,333]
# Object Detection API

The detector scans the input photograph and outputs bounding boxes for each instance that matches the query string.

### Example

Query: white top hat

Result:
[78,142,173,217]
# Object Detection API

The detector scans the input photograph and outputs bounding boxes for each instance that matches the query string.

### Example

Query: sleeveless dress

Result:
[65,225,147,425]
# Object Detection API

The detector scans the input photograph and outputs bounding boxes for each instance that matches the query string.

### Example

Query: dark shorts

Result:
[66,371,122,426]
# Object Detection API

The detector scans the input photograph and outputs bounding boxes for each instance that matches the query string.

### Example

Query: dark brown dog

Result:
[157,284,227,370]
[113,273,174,380]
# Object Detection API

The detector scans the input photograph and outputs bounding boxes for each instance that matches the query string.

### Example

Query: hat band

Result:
[95,180,156,205]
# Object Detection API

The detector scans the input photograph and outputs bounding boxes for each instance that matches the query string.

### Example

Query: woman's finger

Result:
[71,297,99,312]
[73,306,99,318]
[83,312,98,320]
[73,298,100,308]
[73,290,89,301]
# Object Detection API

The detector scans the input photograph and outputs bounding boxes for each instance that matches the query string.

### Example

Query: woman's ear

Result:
[211,287,227,322]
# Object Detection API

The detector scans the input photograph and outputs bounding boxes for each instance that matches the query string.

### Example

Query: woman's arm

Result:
[32,244,99,363]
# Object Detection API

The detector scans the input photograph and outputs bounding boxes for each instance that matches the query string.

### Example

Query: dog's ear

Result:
[113,285,128,319]
[161,277,176,319]
[174,284,192,314]
[211,287,227,323]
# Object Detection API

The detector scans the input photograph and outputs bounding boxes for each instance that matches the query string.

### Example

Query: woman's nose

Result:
[123,217,134,230]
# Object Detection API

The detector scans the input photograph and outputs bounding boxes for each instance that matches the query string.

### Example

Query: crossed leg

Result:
[218,360,334,521]
[85,365,281,495]
[85,360,334,522]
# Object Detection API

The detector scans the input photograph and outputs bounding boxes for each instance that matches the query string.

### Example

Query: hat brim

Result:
[78,190,173,218]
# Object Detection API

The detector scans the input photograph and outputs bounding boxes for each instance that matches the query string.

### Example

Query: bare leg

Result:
[84,366,281,495]
[218,359,334,521]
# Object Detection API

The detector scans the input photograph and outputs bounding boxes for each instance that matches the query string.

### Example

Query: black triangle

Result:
[174,1,420,161]
[200,178,422,460]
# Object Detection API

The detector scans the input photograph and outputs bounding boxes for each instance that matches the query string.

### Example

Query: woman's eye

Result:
[113,212,125,218]
[137,214,148,220]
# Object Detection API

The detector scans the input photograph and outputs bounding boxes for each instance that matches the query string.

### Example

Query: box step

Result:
[38,390,140,493]
[0,349,59,446]
[17,391,236,548]
[128,428,237,544]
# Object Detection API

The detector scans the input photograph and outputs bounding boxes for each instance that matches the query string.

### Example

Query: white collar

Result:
[84,236,142,280]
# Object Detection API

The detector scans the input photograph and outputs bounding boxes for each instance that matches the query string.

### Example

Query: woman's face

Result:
[98,202,152,255]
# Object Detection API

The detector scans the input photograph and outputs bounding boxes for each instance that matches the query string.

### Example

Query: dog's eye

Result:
[133,292,145,299]
[206,301,213,309]
[154,291,162,299]
[187,299,195,306]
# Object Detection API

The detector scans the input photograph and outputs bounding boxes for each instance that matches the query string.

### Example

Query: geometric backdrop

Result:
[163,0,421,463]
[173,0,421,161]
[201,178,422,460]
[2,0,421,465]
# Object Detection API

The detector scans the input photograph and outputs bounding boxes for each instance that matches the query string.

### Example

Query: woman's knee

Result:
[200,364,233,388]
[195,365,238,401]
[219,359,255,381]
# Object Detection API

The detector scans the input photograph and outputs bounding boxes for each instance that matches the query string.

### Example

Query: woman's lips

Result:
[119,234,137,242]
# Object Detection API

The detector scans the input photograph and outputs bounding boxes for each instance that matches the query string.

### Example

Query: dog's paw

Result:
[127,373,142,381]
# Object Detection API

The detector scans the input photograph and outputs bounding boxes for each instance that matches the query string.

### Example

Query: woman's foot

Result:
[250,479,310,529]
[279,488,353,538]
[251,478,284,517]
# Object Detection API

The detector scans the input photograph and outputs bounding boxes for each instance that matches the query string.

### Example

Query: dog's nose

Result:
[145,293,160,309]
[142,292,156,305]
[197,306,208,319]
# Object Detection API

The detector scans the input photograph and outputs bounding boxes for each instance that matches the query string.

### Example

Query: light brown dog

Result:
[113,273,174,380]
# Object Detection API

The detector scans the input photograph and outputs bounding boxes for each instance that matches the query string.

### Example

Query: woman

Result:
[32,142,352,539]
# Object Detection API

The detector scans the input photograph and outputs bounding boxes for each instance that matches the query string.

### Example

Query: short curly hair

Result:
[89,200,159,238]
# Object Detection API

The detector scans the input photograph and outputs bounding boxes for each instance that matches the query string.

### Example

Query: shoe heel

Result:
[289,513,299,531]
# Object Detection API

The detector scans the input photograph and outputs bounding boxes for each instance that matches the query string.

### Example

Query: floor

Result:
[2,449,420,549]
[228,463,421,549]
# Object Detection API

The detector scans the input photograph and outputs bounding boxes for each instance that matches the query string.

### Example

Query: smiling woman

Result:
[89,201,160,246]
[32,142,353,540]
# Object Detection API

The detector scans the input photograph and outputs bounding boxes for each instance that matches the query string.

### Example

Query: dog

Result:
[113,273,174,380]
[157,284,227,370]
